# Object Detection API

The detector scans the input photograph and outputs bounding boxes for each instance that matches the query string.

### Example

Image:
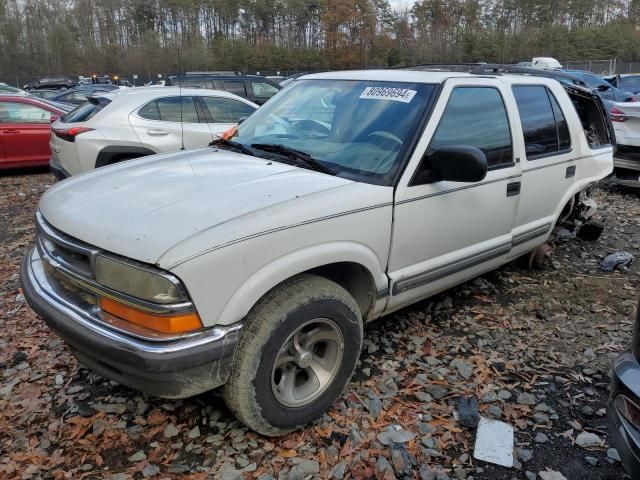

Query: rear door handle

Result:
[506,181,521,197]
[147,129,169,136]
[566,165,576,178]
[3,129,19,134]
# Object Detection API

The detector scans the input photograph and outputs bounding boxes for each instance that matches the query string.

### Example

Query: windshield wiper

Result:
[209,138,255,157]
[251,143,334,175]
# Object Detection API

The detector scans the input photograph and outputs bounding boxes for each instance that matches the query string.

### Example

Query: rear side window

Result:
[251,81,279,97]
[0,101,51,123]
[175,77,205,88]
[223,81,246,97]
[138,96,199,122]
[201,97,256,123]
[206,79,225,90]
[430,87,513,169]
[512,86,572,158]
[549,94,571,150]
[61,97,111,123]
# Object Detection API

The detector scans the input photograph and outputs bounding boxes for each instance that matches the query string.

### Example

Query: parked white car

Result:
[48,87,258,178]
[23,70,613,435]
[610,102,640,184]
[532,57,563,70]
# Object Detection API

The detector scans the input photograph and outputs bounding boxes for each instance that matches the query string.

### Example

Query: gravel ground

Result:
[0,169,638,480]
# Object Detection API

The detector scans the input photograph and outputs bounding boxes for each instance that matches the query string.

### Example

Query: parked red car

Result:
[0,95,68,170]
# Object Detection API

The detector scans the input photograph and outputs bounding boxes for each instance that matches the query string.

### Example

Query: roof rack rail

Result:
[392,63,486,72]
[469,64,583,82]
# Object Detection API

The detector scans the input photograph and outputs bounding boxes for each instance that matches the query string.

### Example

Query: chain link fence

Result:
[562,59,640,75]
[0,70,308,88]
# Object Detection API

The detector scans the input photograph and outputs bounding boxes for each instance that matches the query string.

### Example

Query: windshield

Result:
[233,79,436,185]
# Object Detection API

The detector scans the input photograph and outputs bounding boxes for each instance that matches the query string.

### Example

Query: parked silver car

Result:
[49,87,259,179]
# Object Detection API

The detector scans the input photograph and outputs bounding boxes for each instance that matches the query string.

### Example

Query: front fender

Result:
[173,241,389,327]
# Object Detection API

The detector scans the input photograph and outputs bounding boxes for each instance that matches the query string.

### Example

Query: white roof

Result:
[95,87,256,105]
[300,69,560,86]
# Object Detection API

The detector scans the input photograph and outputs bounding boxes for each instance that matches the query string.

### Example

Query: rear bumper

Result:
[21,247,241,398]
[49,157,71,181]
[607,350,640,480]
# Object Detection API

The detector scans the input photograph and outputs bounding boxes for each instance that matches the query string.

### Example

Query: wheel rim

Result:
[271,318,345,408]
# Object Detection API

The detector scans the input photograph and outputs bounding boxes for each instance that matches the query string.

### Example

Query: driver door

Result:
[386,78,523,311]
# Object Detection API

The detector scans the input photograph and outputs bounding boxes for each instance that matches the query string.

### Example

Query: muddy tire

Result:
[223,274,363,436]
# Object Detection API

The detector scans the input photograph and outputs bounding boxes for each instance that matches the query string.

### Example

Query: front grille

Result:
[36,212,98,279]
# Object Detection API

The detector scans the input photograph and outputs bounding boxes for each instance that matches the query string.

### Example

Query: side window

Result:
[201,97,256,123]
[251,81,279,98]
[549,93,571,150]
[68,91,89,102]
[179,77,205,88]
[138,96,200,122]
[0,102,51,123]
[430,87,513,169]
[512,86,571,158]
[223,81,246,97]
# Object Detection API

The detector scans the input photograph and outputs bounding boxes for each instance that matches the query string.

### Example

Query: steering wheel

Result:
[291,119,331,136]
[366,131,403,148]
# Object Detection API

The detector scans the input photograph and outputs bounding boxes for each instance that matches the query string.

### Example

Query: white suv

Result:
[49,87,258,178]
[23,70,613,435]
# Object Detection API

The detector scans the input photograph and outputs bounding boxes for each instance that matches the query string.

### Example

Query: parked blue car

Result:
[564,70,636,103]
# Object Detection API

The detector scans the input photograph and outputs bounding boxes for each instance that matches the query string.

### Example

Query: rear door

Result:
[198,95,257,135]
[129,95,213,151]
[0,99,54,167]
[509,83,576,256]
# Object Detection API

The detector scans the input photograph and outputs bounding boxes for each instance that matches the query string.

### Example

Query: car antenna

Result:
[178,44,185,150]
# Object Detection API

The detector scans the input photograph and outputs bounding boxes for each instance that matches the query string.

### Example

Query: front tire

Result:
[223,274,363,436]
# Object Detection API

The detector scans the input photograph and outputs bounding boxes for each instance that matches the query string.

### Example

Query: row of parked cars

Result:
[0,73,286,172]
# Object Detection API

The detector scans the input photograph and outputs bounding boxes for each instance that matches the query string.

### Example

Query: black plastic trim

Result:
[95,146,156,168]
[392,241,512,294]
[49,158,70,181]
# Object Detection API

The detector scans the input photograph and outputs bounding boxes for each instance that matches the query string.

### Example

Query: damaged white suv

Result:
[22,70,613,435]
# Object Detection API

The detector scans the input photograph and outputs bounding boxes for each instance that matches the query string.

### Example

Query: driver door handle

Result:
[506,181,521,197]
[3,129,19,134]
[147,129,169,136]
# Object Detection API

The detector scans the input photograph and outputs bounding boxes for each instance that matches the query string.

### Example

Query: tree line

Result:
[2,0,640,77]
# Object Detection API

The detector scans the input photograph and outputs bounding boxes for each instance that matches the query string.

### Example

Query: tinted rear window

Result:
[512,86,571,158]
[62,97,111,123]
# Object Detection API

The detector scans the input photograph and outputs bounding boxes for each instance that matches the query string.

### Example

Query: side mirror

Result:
[597,84,611,92]
[237,116,248,125]
[50,114,60,123]
[412,145,488,185]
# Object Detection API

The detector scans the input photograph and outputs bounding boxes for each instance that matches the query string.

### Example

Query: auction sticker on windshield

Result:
[359,86,417,103]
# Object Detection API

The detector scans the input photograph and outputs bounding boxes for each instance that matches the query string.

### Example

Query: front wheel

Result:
[223,274,363,436]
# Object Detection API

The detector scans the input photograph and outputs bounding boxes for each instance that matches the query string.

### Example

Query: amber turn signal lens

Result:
[100,297,203,334]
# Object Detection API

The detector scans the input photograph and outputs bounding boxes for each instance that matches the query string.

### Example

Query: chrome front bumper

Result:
[21,247,241,398]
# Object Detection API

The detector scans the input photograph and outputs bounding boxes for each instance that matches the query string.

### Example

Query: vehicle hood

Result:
[39,149,359,266]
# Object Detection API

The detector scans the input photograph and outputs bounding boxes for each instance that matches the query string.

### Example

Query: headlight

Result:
[95,254,187,304]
